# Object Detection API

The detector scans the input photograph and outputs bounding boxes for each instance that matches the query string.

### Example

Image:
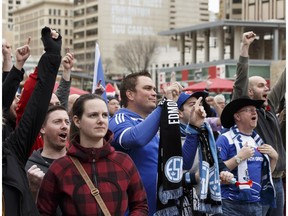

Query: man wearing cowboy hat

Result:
[215,96,278,216]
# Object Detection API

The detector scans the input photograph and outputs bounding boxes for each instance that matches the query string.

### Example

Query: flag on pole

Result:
[92,42,107,101]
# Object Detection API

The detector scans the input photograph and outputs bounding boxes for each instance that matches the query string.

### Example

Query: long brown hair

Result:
[69,94,106,145]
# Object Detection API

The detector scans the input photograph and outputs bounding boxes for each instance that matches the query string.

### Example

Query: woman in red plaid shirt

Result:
[37,94,148,215]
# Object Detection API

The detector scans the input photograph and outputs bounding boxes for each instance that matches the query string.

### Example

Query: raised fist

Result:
[41,26,62,55]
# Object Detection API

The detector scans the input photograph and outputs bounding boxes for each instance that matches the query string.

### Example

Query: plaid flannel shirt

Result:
[37,131,148,215]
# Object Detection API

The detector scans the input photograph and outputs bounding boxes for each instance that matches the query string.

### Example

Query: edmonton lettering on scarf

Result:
[154,100,183,216]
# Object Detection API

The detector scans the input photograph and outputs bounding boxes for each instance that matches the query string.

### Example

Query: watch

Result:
[234,156,242,164]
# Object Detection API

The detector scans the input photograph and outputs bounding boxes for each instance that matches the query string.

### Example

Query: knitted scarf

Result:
[197,122,222,214]
[154,100,183,216]
[181,122,222,215]
[224,126,276,207]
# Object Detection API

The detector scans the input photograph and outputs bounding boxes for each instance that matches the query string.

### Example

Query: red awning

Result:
[183,78,234,93]
[54,82,89,95]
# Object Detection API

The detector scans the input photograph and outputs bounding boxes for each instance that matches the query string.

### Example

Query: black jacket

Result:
[2,66,24,141]
[2,53,61,216]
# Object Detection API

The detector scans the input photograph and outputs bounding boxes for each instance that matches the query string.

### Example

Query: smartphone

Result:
[97,80,102,86]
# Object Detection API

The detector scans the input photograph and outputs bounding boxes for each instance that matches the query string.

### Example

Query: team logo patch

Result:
[164,156,183,183]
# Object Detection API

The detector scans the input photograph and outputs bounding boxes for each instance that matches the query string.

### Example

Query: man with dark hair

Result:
[109,71,182,215]
[26,105,69,209]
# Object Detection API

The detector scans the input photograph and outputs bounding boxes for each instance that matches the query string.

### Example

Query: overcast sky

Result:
[209,0,219,12]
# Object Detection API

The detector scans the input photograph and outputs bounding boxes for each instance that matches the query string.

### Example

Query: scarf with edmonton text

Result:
[154,100,183,216]
[224,125,276,207]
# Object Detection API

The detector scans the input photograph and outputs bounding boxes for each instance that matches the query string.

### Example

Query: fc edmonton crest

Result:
[164,156,183,183]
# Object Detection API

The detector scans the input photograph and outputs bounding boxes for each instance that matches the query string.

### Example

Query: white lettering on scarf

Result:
[167,101,180,125]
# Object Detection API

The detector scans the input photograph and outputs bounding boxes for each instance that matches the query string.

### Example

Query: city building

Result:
[12,0,74,61]
[6,0,210,90]
[219,0,286,21]
[72,0,209,79]
[157,0,286,93]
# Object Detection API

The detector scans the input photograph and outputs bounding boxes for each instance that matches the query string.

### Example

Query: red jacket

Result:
[16,67,44,155]
[37,130,148,216]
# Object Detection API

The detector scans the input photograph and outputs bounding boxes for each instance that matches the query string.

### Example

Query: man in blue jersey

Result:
[109,71,182,215]
[215,97,278,216]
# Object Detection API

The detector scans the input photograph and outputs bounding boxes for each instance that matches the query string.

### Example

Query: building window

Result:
[49,9,52,15]
[65,20,68,25]
[86,41,95,48]
[87,17,98,25]
[86,28,98,36]
[86,5,98,14]
[232,0,242,3]
[74,32,84,39]
[74,42,84,49]
[58,19,61,25]
[74,20,84,28]
[232,8,242,14]
[49,18,52,24]
[58,9,61,16]
[74,8,84,16]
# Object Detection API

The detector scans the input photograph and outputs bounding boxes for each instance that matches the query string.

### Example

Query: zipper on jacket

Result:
[91,153,102,216]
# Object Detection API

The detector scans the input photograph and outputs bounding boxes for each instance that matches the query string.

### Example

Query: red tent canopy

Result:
[54,82,89,95]
[106,83,115,94]
[183,78,234,93]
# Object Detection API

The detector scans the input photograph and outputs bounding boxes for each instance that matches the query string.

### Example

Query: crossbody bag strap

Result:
[69,156,111,216]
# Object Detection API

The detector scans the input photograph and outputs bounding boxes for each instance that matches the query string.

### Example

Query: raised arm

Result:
[2,39,13,78]
[110,82,182,148]
[55,49,74,110]
[3,38,31,113]
[232,31,257,100]
[3,27,62,164]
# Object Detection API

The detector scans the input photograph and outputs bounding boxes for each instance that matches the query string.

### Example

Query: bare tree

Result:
[103,58,113,73]
[114,37,158,73]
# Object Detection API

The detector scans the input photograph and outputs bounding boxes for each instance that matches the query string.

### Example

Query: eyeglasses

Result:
[237,107,257,113]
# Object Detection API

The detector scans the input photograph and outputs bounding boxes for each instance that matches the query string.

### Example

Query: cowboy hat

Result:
[221,96,264,128]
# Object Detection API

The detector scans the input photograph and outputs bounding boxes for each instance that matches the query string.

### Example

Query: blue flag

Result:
[92,43,107,101]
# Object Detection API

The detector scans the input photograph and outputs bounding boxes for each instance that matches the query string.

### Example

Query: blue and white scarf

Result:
[225,126,276,207]
[186,122,222,214]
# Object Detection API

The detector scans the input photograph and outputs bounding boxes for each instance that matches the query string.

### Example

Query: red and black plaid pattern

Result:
[37,132,148,216]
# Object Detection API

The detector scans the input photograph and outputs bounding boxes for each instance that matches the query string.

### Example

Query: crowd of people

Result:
[2,27,286,216]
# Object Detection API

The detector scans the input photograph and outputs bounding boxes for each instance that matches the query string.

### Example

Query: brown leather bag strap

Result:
[69,156,111,216]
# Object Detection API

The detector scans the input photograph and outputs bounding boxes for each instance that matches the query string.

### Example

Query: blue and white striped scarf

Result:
[227,126,276,207]
[186,122,222,214]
